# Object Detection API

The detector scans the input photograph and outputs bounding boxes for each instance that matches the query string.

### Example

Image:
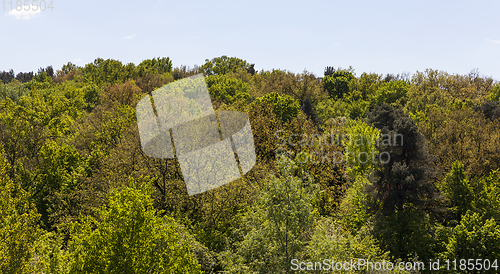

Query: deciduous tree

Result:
[69,177,202,274]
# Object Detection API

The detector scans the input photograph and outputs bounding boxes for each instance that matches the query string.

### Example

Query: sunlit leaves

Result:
[322,69,356,99]
[0,145,41,274]
[441,211,500,260]
[201,56,250,76]
[69,178,202,274]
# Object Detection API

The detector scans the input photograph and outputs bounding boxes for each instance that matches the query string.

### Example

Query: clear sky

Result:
[2,0,500,81]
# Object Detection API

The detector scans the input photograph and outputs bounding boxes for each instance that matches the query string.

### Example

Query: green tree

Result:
[201,56,250,76]
[418,106,500,178]
[438,160,500,226]
[336,175,373,233]
[26,71,52,90]
[323,66,335,77]
[81,58,134,86]
[82,83,101,110]
[306,218,396,274]
[205,74,251,104]
[322,69,355,99]
[343,119,380,177]
[0,69,15,84]
[68,177,202,274]
[372,207,434,261]
[475,100,500,121]
[366,104,437,260]
[367,103,437,212]
[353,72,383,100]
[221,156,317,273]
[33,140,86,229]
[405,69,494,121]
[316,98,351,120]
[254,92,300,123]
[32,231,71,274]
[473,169,500,221]
[437,161,474,223]
[490,83,500,101]
[62,62,77,74]
[0,144,41,274]
[441,211,500,265]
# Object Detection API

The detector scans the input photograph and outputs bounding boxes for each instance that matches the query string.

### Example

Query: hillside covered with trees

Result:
[1,56,500,273]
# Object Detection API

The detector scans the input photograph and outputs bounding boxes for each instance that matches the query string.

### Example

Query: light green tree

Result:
[135,57,172,77]
[32,231,71,274]
[473,169,500,221]
[68,177,202,274]
[0,144,41,274]
[205,74,251,104]
[336,176,373,233]
[221,156,317,273]
[343,119,380,177]
[306,218,399,274]
[490,83,500,101]
[441,211,500,263]
[368,80,409,109]
[316,98,351,120]
[321,69,356,99]
[254,92,301,123]
[437,161,474,223]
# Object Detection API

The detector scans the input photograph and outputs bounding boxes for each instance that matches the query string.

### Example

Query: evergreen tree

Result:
[367,103,437,212]
[366,104,437,260]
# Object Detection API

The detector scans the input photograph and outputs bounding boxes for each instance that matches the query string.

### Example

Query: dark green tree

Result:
[366,104,437,260]
[0,69,15,84]
[221,156,317,273]
[0,144,41,274]
[205,74,251,104]
[367,103,437,212]
[324,66,335,77]
[253,92,301,123]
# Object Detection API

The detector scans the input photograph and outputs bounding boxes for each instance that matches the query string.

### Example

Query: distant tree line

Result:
[0,65,54,84]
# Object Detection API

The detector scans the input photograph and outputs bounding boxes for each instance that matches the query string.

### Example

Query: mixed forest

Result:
[1,56,500,273]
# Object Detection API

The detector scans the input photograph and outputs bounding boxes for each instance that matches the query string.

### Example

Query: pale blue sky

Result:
[2,0,500,80]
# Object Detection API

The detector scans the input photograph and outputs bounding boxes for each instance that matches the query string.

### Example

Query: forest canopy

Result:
[1,56,500,273]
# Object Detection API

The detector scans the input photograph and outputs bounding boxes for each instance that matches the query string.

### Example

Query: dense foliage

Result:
[1,57,499,273]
